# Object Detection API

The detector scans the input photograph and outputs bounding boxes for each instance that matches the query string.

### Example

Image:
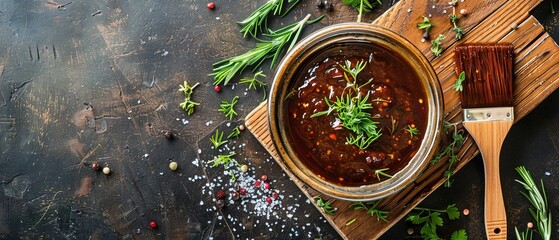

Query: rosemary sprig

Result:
[350,201,388,222]
[314,196,337,215]
[211,14,323,86]
[453,71,466,91]
[374,168,392,181]
[405,124,419,137]
[227,126,242,139]
[219,96,239,120]
[207,153,240,180]
[515,166,552,240]
[209,129,228,149]
[237,0,300,38]
[178,81,200,115]
[430,121,464,187]
[239,71,267,100]
[342,0,381,13]
[311,61,382,150]
[431,34,445,57]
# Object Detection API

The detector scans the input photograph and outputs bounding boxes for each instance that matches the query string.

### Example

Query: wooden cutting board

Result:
[245,0,559,239]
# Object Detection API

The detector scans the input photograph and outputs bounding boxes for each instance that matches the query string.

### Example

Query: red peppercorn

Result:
[272,192,279,199]
[91,161,100,171]
[214,85,221,92]
[207,2,215,9]
[239,187,247,195]
[254,180,261,187]
[264,182,271,189]
[149,221,158,229]
[260,175,268,181]
[216,190,226,199]
[232,191,240,200]
[266,197,272,203]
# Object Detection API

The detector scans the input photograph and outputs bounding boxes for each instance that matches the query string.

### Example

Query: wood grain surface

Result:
[246,0,559,239]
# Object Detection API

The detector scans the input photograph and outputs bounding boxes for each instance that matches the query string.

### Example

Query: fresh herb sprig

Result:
[178,81,200,115]
[405,124,419,137]
[227,126,242,139]
[311,60,382,150]
[431,34,446,57]
[406,204,466,240]
[449,0,464,40]
[342,0,381,13]
[374,168,392,181]
[314,196,337,215]
[210,129,228,149]
[515,166,552,240]
[351,201,388,222]
[211,14,322,86]
[239,71,267,100]
[238,0,300,38]
[453,71,466,91]
[219,96,239,120]
[417,16,434,36]
[207,153,240,180]
[430,121,464,187]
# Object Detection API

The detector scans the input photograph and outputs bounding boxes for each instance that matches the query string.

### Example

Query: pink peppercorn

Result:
[207,2,215,9]
[266,197,272,203]
[264,182,271,189]
[272,192,279,199]
[254,180,261,187]
[214,85,221,92]
[149,221,158,229]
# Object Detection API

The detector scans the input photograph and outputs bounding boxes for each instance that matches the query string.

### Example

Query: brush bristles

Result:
[455,44,514,108]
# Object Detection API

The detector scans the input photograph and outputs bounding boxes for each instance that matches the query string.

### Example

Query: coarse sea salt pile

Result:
[193,138,328,238]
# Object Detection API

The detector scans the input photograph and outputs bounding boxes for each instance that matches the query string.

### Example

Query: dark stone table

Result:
[0,0,557,239]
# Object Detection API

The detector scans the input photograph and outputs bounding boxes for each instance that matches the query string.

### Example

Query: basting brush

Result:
[455,43,514,240]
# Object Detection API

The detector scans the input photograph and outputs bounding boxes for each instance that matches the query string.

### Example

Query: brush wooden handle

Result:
[463,120,512,240]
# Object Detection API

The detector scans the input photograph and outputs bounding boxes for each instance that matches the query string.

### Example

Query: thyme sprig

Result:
[449,0,464,40]
[406,204,465,240]
[515,166,552,240]
[211,14,322,86]
[311,60,382,150]
[314,196,337,215]
[239,71,267,100]
[237,0,300,38]
[178,81,200,115]
[431,34,446,57]
[430,121,464,187]
[405,124,419,137]
[350,201,388,222]
[219,96,239,120]
[209,129,228,149]
[417,16,434,34]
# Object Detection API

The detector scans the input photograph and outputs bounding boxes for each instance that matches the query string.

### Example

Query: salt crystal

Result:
[144,154,149,158]
[545,172,551,176]
[200,200,204,205]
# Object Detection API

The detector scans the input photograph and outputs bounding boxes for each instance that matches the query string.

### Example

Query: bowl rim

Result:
[268,22,444,201]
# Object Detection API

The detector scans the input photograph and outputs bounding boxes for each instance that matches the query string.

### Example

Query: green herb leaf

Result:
[178,81,200,115]
[314,196,337,215]
[239,71,267,100]
[209,129,228,149]
[219,96,239,120]
[446,204,460,220]
[211,14,322,86]
[515,166,552,240]
[417,16,434,33]
[351,201,388,222]
[374,168,392,181]
[238,0,300,38]
[227,126,242,139]
[451,229,468,240]
[453,71,466,91]
[431,34,445,57]
[405,124,419,137]
[342,0,381,13]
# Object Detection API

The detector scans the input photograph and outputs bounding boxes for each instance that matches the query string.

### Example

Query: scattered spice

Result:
[91,161,100,171]
[272,192,279,199]
[264,182,271,189]
[207,2,215,9]
[255,180,262,187]
[238,124,245,131]
[459,8,467,16]
[164,131,174,140]
[169,161,179,171]
[215,199,225,209]
[238,187,247,195]
[213,85,221,92]
[260,175,268,181]
[527,222,534,229]
[266,197,272,203]
[406,228,414,235]
[240,164,249,172]
[102,167,111,175]
[149,221,158,229]
[462,208,470,216]
[216,190,226,199]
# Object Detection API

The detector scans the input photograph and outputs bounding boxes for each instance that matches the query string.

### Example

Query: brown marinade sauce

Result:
[284,42,428,187]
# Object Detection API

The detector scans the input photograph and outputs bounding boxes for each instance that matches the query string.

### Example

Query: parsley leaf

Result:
[451,229,468,240]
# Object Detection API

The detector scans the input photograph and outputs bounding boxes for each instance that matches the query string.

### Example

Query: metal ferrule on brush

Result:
[463,107,514,122]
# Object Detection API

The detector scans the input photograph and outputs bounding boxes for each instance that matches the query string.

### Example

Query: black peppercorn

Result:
[423,32,430,40]
[316,0,324,8]
[215,199,225,209]
[164,131,174,140]
[324,1,333,11]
